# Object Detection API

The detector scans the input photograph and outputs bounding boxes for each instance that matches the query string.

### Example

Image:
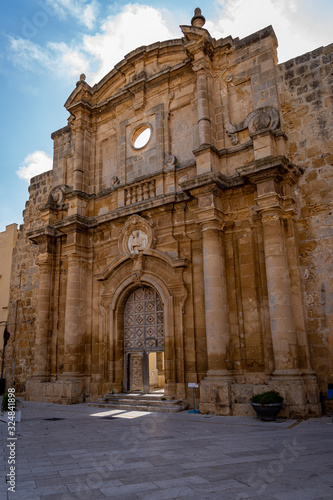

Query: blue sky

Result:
[1,0,332,231]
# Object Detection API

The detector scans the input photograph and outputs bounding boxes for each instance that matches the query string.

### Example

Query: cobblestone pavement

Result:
[1,401,333,500]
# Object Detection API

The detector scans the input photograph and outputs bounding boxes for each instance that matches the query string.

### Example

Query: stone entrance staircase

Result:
[89,393,188,413]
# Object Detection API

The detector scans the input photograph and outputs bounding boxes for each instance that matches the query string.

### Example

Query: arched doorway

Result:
[123,286,165,393]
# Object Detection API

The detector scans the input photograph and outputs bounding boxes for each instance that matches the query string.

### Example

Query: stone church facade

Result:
[4,10,333,417]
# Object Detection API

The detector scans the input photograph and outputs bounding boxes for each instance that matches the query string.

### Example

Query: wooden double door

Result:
[123,287,164,393]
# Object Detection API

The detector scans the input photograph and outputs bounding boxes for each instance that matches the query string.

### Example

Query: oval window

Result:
[132,125,151,149]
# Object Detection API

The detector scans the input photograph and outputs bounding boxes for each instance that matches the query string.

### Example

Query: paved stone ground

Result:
[1,401,333,500]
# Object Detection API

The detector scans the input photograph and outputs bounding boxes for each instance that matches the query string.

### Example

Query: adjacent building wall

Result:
[3,172,52,393]
[278,44,333,408]
[0,224,18,375]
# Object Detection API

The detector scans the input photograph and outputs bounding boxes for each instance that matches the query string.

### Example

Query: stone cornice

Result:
[95,249,188,282]
[54,215,91,234]
[51,192,188,231]
[65,59,190,114]
[236,155,303,184]
[50,125,72,140]
[179,171,242,195]
[193,141,254,160]
[27,225,62,255]
[27,225,62,245]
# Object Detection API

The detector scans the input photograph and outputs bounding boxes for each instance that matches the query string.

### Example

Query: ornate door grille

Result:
[124,287,164,352]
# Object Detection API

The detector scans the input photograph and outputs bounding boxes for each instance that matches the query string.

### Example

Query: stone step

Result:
[103,392,174,400]
[89,393,188,413]
[102,394,176,403]
[89,402,188,413]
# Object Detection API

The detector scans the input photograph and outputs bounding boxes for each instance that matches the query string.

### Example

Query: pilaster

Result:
[62,254,85,378]
[181,12,216,175]
[26,227,58,400]
[73,125,84,192]
[32,255,53,380]
[238,157,320,417]
[181,173,234,414]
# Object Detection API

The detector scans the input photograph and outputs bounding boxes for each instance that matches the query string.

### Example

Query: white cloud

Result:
[208,0,333,62]
[7,1,333,83]
[45,0,99,29]
[7,36,50,70]
[82,4,177,83]
[7,36,89,79]
[47,41,90,76]
[17,151,52,182]
[7,4,177,85]
[82,2,98,30]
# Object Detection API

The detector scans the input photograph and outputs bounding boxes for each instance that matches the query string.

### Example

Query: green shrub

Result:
[1,393,22,414]
[250,390,284,405]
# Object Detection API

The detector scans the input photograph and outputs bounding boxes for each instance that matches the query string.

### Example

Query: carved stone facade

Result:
[4,10,333,417]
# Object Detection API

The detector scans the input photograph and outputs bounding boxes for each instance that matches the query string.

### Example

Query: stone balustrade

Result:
[124,179,156,205]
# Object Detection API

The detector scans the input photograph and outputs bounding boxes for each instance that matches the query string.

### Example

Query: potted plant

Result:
[250,390,284,421]
[0,392,22,423]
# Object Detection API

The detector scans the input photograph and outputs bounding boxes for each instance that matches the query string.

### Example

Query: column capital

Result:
[36,254,54,270]
[200,218,222,232]
[66,253,83,265]
[255,193,284,214]
[259,210,283,228]
[191,57,213,74]
[255,192,297,223]
[27,225,61,253]
[72,123,85,134]
[180,23,215,63]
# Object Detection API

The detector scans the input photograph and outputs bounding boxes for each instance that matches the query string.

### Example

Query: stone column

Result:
[32,256,53,380]
[196,68,211,146]
[199,218,233,415]
[259,208,300,375]
[73,126,84,191]
[258,202,315,417]
[62,255,84,378]
[192,59,218,174]
[201,220,230,375]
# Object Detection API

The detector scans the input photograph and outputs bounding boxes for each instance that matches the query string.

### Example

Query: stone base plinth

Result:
[267,373,321,418]
[199,374,321,418]
[228,373,321,418]
[199,376,232,415]
[26,377,85,404]
[164,383,186,400]
[302,373,321,417]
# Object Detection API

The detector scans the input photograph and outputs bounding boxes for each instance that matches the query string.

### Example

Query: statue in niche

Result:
[128,230,148,254]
